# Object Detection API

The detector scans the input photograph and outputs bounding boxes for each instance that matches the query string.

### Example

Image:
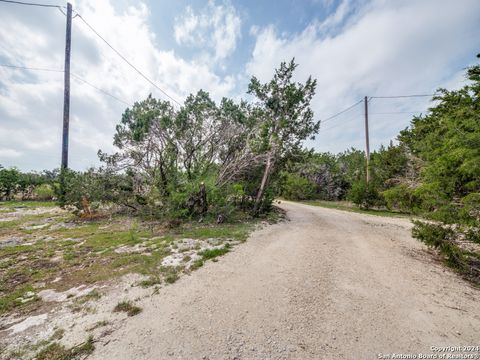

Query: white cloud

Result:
[0,148,22,158]
[246,0,480,153]
[0,0,238,171]
[174,0,241,62]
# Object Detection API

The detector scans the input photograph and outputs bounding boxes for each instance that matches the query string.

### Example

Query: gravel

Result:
[86,201,480,359]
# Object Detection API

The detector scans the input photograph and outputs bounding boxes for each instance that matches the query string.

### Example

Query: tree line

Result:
[2,59,319,221]
[279,61,480,283]
[1,59,478,281]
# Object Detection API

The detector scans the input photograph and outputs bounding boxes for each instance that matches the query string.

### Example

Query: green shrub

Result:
[348,180,383,209]
[33,183,55,201]
[460,193,480,226]
[280,172,316,200]
[382,184,419,213]
[57,168,133,213]
[0,167,20,200]
[412,220,465,269]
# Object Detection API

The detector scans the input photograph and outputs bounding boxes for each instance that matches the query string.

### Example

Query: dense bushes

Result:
[277,61,480,282]
[280,172,316,200]
[0,167,20,200]
[382,184,419,213]
[412,221,465,269]
[347,180,383,209]
[33,184,55,201]
[52,60,318,221]
[0,166,56,201]
[279,149,364,202]
[278,143,411,208]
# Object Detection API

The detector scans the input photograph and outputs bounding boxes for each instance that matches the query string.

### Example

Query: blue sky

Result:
[0,0,479,171]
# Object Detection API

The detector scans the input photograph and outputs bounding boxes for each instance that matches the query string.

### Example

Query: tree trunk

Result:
[253,154,274,215]
[199,182,207,214]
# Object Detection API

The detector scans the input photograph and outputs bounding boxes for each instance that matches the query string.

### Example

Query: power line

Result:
[0,64,435,124]
[319,110,427,132]
[369,111,423,115]
[0,63,63,73]
[70,73,132,107]
[319,93,433,128]
[0,63,132,107]
[320,114,359,133]
[1,1,182,106]
[370,94,434,99]
[75,13,182,106]
[0,0,62,8]
[320,99,363,124]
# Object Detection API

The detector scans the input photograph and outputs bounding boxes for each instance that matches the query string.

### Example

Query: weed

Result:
[78,289,102,303]
[138,276,161,288]
[2,349,26,359]
[36,336,94,360]
[113,301,142,316]
[190,259,204,270]
[164,273,179,284]
[198,245,230,260]
[160,266,179,284]
[63,251,77,261]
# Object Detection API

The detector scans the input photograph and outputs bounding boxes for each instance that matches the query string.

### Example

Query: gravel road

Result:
[90,201,480,360]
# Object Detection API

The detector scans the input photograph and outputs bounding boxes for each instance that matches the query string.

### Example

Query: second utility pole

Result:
[364,96,370,183]
[61,2,72,170]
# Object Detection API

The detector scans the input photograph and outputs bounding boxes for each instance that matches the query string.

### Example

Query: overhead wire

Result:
[370,94,435,99]
[369,111,423,115]
[0,63,132,107]
[320,99,363,124]
[0,63,63,73]
[70,73,132,107]
[317,94,433,134]
[74,12,182,106]
[2,62,436,128]
[319,106,364,133]
[1,0,182,106]
[0,0,62,8]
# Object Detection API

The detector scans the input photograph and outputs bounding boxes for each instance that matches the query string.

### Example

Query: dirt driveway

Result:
[90,201,480,360]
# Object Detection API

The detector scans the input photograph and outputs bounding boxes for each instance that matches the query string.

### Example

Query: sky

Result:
[0,0,479,171]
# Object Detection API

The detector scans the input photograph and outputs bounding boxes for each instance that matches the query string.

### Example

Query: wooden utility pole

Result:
[61,2,72,169]
[364,96,370,183]
[59,2,72,206]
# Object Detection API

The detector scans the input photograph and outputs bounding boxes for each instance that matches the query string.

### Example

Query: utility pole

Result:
[61,2,72,170]
[364,96,370,183]
[60,2,72,206]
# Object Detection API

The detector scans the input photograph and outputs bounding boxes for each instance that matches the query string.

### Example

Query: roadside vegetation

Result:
[1,59,317,220]
[278,61,480,285]
[0,200,281,317]
[0,59,309,359]
[0,59,478,358]
[298,200,410,218]
[0,60,310,325]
